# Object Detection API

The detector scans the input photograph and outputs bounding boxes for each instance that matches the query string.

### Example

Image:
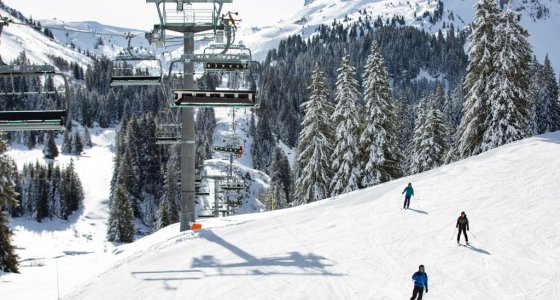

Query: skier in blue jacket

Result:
[402,183,414,209]
[411,264,428,300]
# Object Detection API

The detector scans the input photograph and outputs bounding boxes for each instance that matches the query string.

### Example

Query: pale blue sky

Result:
[3,0,303,29]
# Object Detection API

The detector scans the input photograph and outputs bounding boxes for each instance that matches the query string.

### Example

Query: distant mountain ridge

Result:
[240,0,560,70]
[3,0,559,71]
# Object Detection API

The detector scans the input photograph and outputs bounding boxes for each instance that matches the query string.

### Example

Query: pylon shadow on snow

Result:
[190,230,344,277]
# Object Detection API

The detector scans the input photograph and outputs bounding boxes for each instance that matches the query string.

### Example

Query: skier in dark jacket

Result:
[402,183,414,209]
[456,211,469,244]
[411,264,428,300]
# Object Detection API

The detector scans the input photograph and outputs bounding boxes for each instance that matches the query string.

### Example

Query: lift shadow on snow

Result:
[131,269,206,282]
[189,230,345,277]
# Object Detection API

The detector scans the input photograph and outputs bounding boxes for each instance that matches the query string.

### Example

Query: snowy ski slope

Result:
[0,8,92,69]
[68,132,560,300]
[4,131,559,299]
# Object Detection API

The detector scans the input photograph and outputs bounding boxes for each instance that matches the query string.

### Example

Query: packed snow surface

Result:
[3,130,560,299]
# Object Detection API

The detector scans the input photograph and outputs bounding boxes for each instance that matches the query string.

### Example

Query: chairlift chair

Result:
[220,182,244,191]
[0,65,71,131]
[111,54,163,86]
[214,145,243,155]
[198,209,215,218]
[168,44,261,108]
[225,199,242,206]
[110,33,163,86]
[155,109,182,144]
[214,131,243,155]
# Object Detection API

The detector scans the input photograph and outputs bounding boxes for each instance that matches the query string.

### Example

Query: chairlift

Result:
[220,182,244,191]
[198,209,215,218]
[110,33,163,86]
[225,199,242,206]
[155,108,182,144]
[168,44,261,108]
[214,131,243,155]
[214,145,243,155]
[0,65,71,131]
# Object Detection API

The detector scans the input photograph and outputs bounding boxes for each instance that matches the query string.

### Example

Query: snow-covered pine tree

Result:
[154,201,171,231]
[359,42,403,187]
[71,131,83,155]
[65,159,84,213]
[409,87,449,174]
[249,112,256,138]
[330,50,362,196]
[481,8,531,151]
[532,55,560,134]
[529,56,543,134]
[268,147,291,204]
[0,133,19,273]
[42,131,59,159]
[51,165,68,219]
[456,0,501,158]
[117,149,141,217]
[195,108,216,167]
[444,82,464,141]
[294,64,334,204]
[107,184,135,243]
[33,162,49,222]
[0,210,19,273]
[252,111,275,171]
[266,182,288,210]
[109,118,128,202]
[82,126,93,148]
[61,130,72,154]
[158,146,180,227]
[275,182,288,209]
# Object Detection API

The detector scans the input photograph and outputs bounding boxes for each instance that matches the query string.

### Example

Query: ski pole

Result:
[451,227,457,240]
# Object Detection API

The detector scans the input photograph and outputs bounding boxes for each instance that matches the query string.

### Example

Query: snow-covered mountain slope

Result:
[39,20,156,58]
[38,19,183,62]
[4,130,560,299]
[0,8,92,69]
[240,0,560,70]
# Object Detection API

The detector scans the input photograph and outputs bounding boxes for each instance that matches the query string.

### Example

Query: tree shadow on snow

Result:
[190,230,345,277]
[538,132,560,144]
[10,204,87,233]
[466,244,491,255]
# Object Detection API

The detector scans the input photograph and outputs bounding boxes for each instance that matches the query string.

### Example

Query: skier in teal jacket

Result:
[411,265,428,299]
[402,183,414,209]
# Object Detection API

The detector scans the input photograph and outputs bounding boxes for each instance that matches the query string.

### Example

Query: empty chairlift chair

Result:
[170,44,261,108]
[110,33,163,86]
[111,54,163,86]
[0,65,72,131]
[155,107,183,144]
